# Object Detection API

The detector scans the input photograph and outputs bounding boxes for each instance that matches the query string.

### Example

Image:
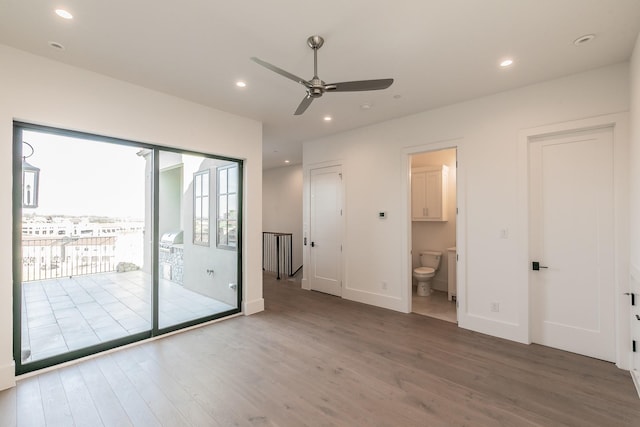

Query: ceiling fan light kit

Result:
[251,35,394,115]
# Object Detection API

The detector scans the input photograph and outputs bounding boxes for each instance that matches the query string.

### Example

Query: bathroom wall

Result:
[411,149,456,292]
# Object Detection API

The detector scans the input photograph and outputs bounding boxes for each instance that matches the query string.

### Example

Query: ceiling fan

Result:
[251,35,394,115]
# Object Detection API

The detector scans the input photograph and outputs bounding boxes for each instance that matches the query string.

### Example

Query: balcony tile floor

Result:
[21,270,235,363]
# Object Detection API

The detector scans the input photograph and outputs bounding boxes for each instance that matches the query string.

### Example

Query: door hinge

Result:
[456,254,459,261]
[456,207,458,214]
[634,340,637,353]
[338,173,342,180]
[625,293,636,306]
[340,244,342,252]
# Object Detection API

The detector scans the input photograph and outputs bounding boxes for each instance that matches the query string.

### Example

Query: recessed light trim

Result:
[573,34,595,46]
[235,81,247,88]
[500,59,514,68]
[360,103,372,110]
[323,116,332,122]
[284,160,290,164]
[55,9,73,19]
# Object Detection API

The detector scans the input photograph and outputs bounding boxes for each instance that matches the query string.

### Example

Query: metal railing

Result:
[21,236,118,282]
[262,232,293,280]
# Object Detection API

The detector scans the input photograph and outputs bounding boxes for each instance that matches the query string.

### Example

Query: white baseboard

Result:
[0,361,15,391]
[632,369,640,399]
[242,298,264,315]
[342,287,406,313]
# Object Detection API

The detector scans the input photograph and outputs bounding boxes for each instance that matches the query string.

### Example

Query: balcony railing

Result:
[21,236,118,282]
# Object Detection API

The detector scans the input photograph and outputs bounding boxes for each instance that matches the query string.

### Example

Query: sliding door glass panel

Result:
[19,130,150,364]
[158,151,239,330]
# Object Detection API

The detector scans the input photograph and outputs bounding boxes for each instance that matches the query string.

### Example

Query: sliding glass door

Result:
[13,122,242,374]
[157,150,240,331]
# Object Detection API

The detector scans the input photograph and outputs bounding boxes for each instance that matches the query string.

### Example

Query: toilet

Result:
[413,251,442,296]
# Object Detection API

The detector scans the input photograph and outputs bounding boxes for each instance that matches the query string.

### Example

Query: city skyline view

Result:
[23,130,146,219]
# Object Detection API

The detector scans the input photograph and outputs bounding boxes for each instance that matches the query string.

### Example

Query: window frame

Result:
[216,165,238,250]
[193,169,210,246]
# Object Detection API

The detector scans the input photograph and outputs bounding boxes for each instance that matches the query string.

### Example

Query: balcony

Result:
[21,269,235,363]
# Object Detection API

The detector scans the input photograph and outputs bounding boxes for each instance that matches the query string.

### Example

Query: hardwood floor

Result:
[1,272,639,426]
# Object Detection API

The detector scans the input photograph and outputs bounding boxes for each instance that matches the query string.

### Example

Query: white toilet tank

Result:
[419,251,442,269]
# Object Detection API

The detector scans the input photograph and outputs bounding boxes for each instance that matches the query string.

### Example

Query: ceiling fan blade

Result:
[251,57,311,88]
[325,78,394,92]
[294,94,314,115]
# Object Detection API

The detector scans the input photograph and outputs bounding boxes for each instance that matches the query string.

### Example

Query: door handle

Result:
[636,315,640,321]
[532,261,548,271]
[311,241,315,248]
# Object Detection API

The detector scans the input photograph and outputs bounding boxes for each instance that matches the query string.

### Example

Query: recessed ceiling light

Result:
[323,116,332,122]
[573,34,595,46]
[500,59,514,68]
[48,41,65,50]
[236,81,247,88]
[284,160,290,164]
[55,9,73,19]
[393,94,402,99]
[360,103,372,110]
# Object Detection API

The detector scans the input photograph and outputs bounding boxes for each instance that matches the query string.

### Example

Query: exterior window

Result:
[217,165,238,249]
[193,170,210,245]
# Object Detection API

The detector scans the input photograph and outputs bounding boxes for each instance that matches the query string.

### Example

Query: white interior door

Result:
[529,127,615,362]
[309,165,342,296]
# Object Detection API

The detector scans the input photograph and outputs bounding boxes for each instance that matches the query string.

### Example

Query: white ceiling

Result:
[1,1,639,169]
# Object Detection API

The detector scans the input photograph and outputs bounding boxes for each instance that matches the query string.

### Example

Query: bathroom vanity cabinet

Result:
[411,165,448,221]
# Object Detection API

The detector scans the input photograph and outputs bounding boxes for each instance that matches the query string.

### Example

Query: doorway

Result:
[528,126,615,361]
[409,148,457,323]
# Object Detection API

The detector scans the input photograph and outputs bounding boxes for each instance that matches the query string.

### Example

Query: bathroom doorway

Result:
[410,148,457,323]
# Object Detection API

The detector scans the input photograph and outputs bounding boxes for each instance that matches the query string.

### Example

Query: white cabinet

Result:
[411,165,448,221]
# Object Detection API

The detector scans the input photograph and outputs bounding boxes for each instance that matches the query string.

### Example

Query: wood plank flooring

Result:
[1,273,639,426]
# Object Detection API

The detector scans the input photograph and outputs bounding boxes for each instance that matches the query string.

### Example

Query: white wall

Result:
[263,165,303,273]
[303,62,630,347]
[0,44,263,390]
[411,149,457,292]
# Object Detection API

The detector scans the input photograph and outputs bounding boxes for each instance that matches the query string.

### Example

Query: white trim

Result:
[632,370,640,399]
[242,298,264,315]
[517,112,630,368]
[401,138,465,319]
[342,287,404,312]
[0,361,16,391]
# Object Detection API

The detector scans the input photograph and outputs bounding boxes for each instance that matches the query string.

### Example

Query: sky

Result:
[22,130,146,219]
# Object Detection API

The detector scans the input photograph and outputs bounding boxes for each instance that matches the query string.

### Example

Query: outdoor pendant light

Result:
[22,141,40,209]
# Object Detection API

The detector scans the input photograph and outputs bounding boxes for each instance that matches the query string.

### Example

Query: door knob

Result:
[532,261,548,271]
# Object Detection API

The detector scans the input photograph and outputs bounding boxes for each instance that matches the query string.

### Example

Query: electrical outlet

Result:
[491,302,500,312]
